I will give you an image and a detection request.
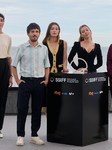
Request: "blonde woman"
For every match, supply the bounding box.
[68,25,102,72]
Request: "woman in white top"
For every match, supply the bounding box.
[0,13,13,138]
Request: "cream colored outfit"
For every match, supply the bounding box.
[0,33,11,58]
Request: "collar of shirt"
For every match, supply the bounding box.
[25,41,42,48]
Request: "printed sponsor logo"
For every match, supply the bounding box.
[69,92,74,95]
[85,78,97,83]
[67,78,79,83]
[99,91,103,94]
[54,91,68,96]
[89,92,94,96]
[62,92,67,95]
[85,78,89,83]
[98,77,106,82]
[50,77,54,82]
[54,78,79,83]
[54,91,74,96]
[55,78,66,82]
[54,91,61,96]
[89,91,103,96]
[85,77,106,83]
[94,92,98,95]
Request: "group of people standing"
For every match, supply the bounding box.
[0,12,111,147]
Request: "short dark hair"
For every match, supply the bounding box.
[27,23,41,34]
[0,13,5,21]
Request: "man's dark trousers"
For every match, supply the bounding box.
[17,76,45,137]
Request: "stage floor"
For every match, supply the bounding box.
[0,113,112,150]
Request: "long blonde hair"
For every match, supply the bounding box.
[78,24,92,42]
[42,22,60,43]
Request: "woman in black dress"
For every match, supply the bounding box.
[68,24,102,73]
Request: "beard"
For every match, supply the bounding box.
[30,36,38,42]
[31,39,37,42]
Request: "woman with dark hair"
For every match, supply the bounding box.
[68,25,102,73]
[0,13,13,138]
[43,22,68,73]
[42,22,68,115]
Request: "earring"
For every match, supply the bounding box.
[81,37,84,41]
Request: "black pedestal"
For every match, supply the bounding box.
[47,72,108,146]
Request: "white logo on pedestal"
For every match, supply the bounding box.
[50,77,54,82]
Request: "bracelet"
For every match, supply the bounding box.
[10,75,13,77]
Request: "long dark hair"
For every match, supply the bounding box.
[42,22,60,43]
